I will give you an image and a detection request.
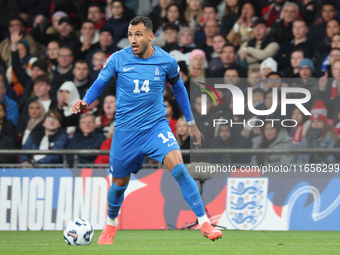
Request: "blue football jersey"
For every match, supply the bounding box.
[97,46,179,131]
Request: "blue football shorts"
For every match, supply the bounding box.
[109,118,181,178]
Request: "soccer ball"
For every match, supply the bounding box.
[63,219,94,245]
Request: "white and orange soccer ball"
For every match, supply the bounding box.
[63,219,94,245]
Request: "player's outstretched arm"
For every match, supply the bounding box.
[71,99,88,114]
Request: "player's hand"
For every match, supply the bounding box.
[188,123,201,149]
[72,99,88,114]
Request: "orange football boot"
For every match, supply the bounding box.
[201,222,223,241]
[97,224,117,244]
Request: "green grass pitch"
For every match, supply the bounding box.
[0,230,339,255]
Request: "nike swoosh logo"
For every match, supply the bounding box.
[123,67,135,71]
[193,200,201,205]
[168,142,176,147]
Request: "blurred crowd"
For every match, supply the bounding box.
[0,0,340,167]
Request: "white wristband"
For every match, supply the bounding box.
[188,120,196,125]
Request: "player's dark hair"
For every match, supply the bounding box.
[89,2,105,13]
[223,43,236,53]
[43,110,62,123]
[33,75,50,85]
[130,16,153,32]
[163,23,180,32]
[203,4,218,14]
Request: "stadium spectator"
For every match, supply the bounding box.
[194,4,227,44]
[153,4,188,47]
[262,0,287,27]
[85,27,119,68]
[290,59,318,111]
[185,0,203,31]
[270,2,298,45]
[0,17,40,67]
[283,48,305,78]
[262,88,285,121]
[210,44,247,78]
[176,116,190,163]
[73,60,92,98]
[247,69,262,88]
[17,58,49,112]
[18,75,57,135]
[66,113,106,167]
[224,68,244,95]
[104,0,130,45]
[297,100,338,164]
[20,110,68,164]
[46,41,61,71]
[95,95,116,136]
[196,19,220,62]
[162,23,179,53]
[227,0,260,46]
[95,122,115,165]
[90,51,107,81]
[250,121,294,165]
[319,57,340,103]
[0,79,19,127]
[275,19,314,72]
[266,72,287,90]
[8,34,37,97]
[21,100,45,145]
[78,20,99,60]
[259,57,278,90]
[57,81,80,136]
[52,46,74,89]
[148,0,173,33]
[290,107,309,147]
[0,66,18,103]
[296,0,319,26]
[209,123,252,164]
[0,102,16,144]
[308,0,337,43]
[251,88,264,107]
[239,18,279,70]
[188,49,207,80]
[177,26,196,53]
[88,2,106,30]
[32,16,80,55]
[0,128,15,163]
[164,96,180,136]
[221,0,239,33]
[46,11,68,34]
[0,2,19,42]
[207,33,228,74]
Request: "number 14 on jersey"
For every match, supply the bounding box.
[133,79,150,93]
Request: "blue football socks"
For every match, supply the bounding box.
[171,163,205,217]
[107,182,128,219]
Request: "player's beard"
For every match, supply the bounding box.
[133,41,148,56]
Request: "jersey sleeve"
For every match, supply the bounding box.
[98,53,117,82]
[166,55,180,81]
